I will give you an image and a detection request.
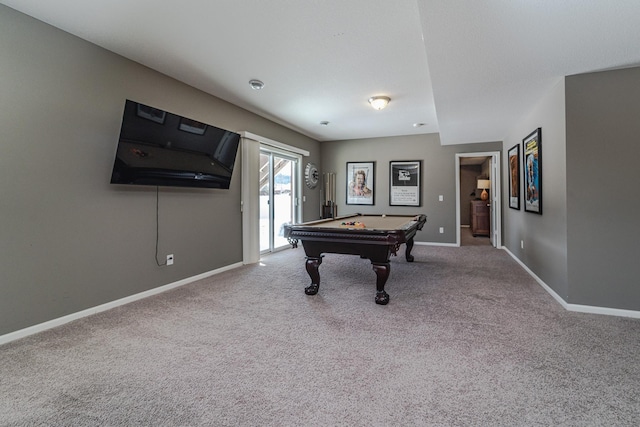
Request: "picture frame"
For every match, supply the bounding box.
[346,161,375,205]
[179,117,207,135]
[136,103,166,124]
[389,160,421,206]
[523,128,542,214]
[507,144,520,210]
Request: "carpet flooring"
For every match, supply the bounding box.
[1,236,639,426]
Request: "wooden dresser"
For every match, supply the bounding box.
[470,200,490,237]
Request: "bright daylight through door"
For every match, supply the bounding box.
[259,151,296,253]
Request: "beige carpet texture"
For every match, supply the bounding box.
[1,237,639,426]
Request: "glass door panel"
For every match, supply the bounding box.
[259,152,270,252]
[259,150,297,254]
[272,156,293,249]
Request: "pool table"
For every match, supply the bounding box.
[283,213,427,305]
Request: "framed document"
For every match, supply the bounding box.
[390,160,421,206]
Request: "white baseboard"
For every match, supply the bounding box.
[502,248,640,319]
[0,262,244,346]
[415,241,459,248]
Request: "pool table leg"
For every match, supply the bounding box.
[304,256,322,295]
[405,237,415,262]
[372,262,390,305]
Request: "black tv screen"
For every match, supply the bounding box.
[110,100,241,189]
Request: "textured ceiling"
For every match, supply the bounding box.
[2,0,640,144]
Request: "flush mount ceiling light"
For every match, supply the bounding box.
[368,96,390,110]
[249,79,264,90]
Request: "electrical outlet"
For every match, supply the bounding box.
[439,227,444,234]
[167,254,174,265]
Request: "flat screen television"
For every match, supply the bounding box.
[110,100,241,189]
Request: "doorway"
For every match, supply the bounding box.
[240,132,308,264]
[455,152,502,248]
[259,149,299,254]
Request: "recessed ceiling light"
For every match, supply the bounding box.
[249,79,264,90]
[413,122,426,128]
[320,121,329,126]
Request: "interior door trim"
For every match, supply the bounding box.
[455,151,502,248]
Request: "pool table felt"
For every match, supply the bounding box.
[305,215,422,231]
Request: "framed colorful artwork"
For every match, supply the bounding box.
[523,128,542,214]
[508,144,520,210]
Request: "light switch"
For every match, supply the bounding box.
[439,195,444,201]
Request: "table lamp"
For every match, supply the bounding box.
[477,179,491,201]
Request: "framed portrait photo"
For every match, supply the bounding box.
[390,160,421,206]
[523,128,542,214]
[346,161,375,205]
[508,144,520,210]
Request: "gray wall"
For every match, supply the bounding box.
[0,6,320,335]
[321,134,502,243]
[502,79,569,299]
[565,67,640,310]
[502,68,640,312]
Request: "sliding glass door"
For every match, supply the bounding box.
[259,149,298,253]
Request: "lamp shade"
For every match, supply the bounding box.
[477,179,490,201]
[477,179,491,189]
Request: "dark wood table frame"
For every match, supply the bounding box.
[284,214,427,305]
